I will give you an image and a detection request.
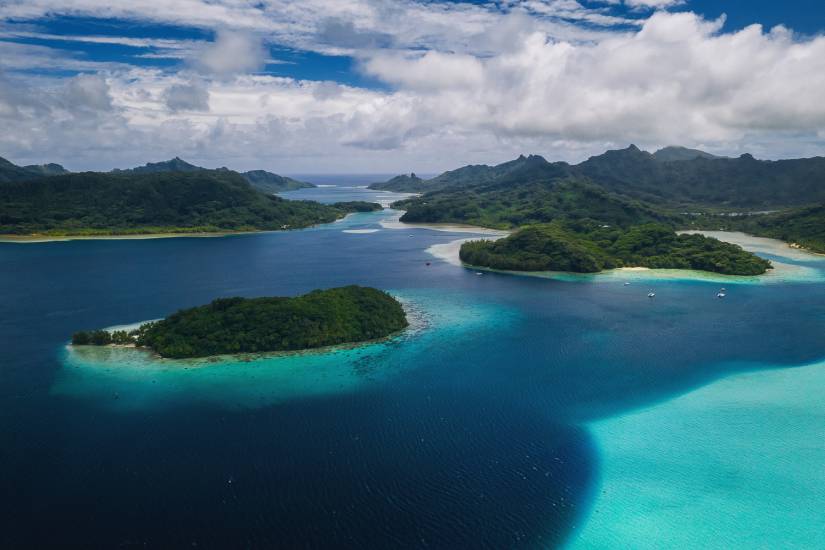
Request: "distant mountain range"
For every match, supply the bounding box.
[0,156,69,183]
[0,155,313,194]
[3,147,823,252]
[112,157,315,193]
[385,145,825,252]
[372,145,825,209]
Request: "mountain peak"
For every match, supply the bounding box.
[115,157,203,173]
[653,146,720,162]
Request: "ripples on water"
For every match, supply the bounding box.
[1,186,825,547]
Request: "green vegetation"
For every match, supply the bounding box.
[0,170,373,235]
[387,146,823,266]
[368,173,425,192]
[396,179,678,229]
[731,205,825,254]
[460,221,772,275]
[576,145,825,208]
[240,170,314,193]
[112,157,315,193]
[72,329,133,346]
[371,155,568,194]
[652,146,722,162]
[72,286,408,359]
[331,201,383,212]
[113,157,202,174]
[378,146,825,209]
[0,156,69,183]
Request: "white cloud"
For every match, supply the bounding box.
[2,7,825,172]
[194,30,267,76]
[163,80,210,112]
[624,0,685,9]
[0,1,632,58]
[62,74,113,112]
[363,51,485,91]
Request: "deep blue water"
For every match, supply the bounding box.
[2,187,825,548]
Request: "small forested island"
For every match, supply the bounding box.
[72,286,408,359]
[460,222,772,275]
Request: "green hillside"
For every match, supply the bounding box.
[0,170,373,235]
[0,156,69,183]
[113,157,315,193]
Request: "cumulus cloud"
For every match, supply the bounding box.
[363,51,485,91]
[163,80,211,112]
[2,6,825,172]
[194,30,267,76]
[358,12,825,148]
[62,74,113,112]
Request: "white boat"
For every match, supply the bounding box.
[475,272,483,276]
[624,282,631,286]
[647,292,656,298]
[717,292,726,298]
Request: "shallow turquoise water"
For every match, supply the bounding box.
[56,290,519,410]
[2,186,825,547]
[571,360,825,549]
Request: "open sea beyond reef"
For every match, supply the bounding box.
[2,183,825,548]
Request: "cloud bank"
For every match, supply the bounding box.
[1,2,824,172]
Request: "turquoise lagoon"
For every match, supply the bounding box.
[2,184,825,547]
[55,291,519,410]
[571,360,825,549]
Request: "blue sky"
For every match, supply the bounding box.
[5,2,823,86]
[0,0,824,173]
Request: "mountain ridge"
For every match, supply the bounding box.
[112,157,315,193]
[374,145,825,209]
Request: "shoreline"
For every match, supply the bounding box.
[429,230,824,283]
[678,230,825,261]
[379,210,510,236]
[0,212,367,244]
[68,296,426,366]
[0,231,249,243]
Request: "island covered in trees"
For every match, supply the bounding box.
[460,222,772,275]
[72,286,408,359]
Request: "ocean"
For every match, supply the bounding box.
[2,183,824,548]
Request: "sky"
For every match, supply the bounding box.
[1,0,824,174]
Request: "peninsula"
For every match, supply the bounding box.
[72,286,409,359]
[0,169,379,236]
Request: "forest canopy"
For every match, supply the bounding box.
[0,170,378,235]
[459,221,772,275]
[72,286,408,359]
